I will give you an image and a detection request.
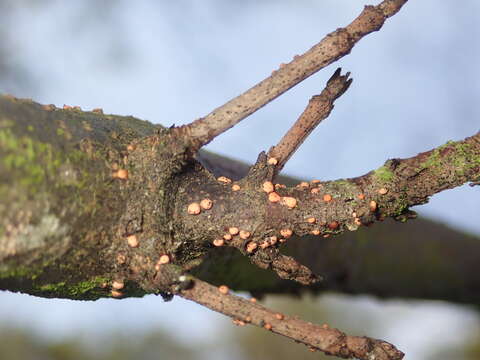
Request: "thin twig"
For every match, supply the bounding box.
[268,68,352,175]
[178,277,404,360]
[174,0,408,151]
[251,247,320,285]
[222,226,320,285]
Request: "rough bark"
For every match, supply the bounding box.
[1,95,479,304]
[0,96,161,298]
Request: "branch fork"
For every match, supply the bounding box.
[164,1,412,357]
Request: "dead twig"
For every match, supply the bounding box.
[178,277,404,360]
[268,68,352,176]
[174,0,408,152]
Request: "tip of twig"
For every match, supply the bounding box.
[328,67,342,82]
[327,68,353,100]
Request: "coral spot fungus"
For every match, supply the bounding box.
[200,199,213,210]
[127,235,139,248]
[246,242,258,253]
[281,197,297,209]
[187,202,201,215]
[213,239,224,247]
[159,254,170,264]
[239,230,251,239]
[229,227,239,235]
[268,157,278,165]
[217,176,232,184]
[113,169,128,180]
[268,192,281,203]
[262,181,274,193]
[218,285,229,294]
[280,229,293,238]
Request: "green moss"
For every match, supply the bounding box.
[68,277,107,298]
[0,128,102,200]
[451,142,480,171]
[333,179,357,192]
[326,179,360,200]
[40,282,66,292]
[395,197,409,215]
[0,128,61,189]
[374,165,395,182]
[37,277,109,300]
[0,265,42,280]
[418,142,451,170]
[418,140,480,176]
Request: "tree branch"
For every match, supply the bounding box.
[2,95,478,306]
[178,133,479,283]
[191,218,480,303]
[268,68,352,176]
[173,0,408,151]
[193,150,480,302]
[1,96,478,360]
[175,276,404,360]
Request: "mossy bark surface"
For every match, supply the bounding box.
[0,96,160,299]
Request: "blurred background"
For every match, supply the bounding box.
[0,0,479,359]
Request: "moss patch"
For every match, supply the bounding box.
[0,128,62,190]
[37,277,109,300]
[0,265,42,281]
[374,165,395,182]
[418,140,480,176]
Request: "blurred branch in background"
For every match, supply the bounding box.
[2,294,480,360]
[0,327,199,360]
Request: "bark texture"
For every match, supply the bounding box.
[0,96,162,298]
[1,95,479,304]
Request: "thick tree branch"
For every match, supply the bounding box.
[192,218,480,304]
[193,150,480,302]
[1,95,479,307]
[174,276,404,360]
[173,0,408,150]
[0,96,478,360]
[177,134,479,284]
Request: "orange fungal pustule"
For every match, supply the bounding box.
[281,196,297,209]
[200,198,213,210]
[268,192,281,203]
[187,202,201,215]
[218,285,229,294]
[127,234,139,248]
